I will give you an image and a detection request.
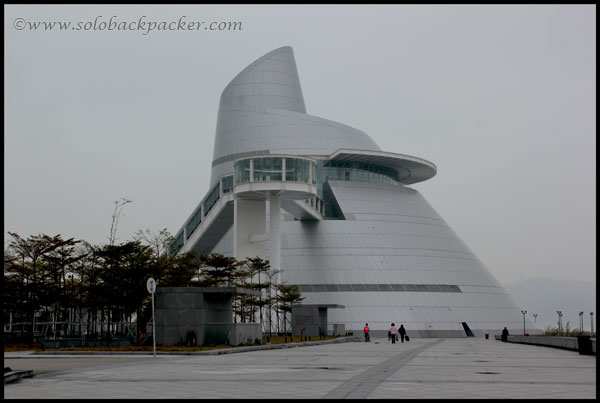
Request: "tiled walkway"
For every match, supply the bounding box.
[4,338,596,399]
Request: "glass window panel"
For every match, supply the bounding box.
[285,158,296,181]
[379,283,393,291]
[253,157,282,182]
[391,284,405,291]
[404,284,417,292]
[203,183,220,216]
[428,285,441,293]
[235,159,250,184]
[169,232,184,257]
[185,206,202,239]
[285,158,310,183]
[351,284,366,292]
[221,175,233,193]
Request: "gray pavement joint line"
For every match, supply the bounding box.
[321,339,444,399]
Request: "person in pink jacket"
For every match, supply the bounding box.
[389,323,398,344]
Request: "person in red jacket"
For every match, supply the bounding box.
[364,323,370,342]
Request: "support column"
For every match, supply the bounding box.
[269,194,282,335]
[269,194,281,274]
[234,197,267,261]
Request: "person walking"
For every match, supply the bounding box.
[398,324,407,343]
[364,323,370,342]
[389,323,398,344]
[501,326,509,342]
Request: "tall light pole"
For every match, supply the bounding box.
[557,311,563,335]
[521,310,527,335]
[533,313,537,323]
[591,312,594,335]
[579,312,584,332]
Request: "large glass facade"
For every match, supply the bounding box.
[253,157,282,182]
[318,160,399,186]
[233,156,315,185]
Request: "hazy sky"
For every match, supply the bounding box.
[4,4,596,298]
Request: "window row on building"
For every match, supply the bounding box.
[296,284,462,293]
[234,156,318,185]
[319,160,399,185]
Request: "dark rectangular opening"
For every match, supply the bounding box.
[462,322,475,337]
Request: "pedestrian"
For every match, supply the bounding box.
[398,324,407,343]
[364,323,370,342]
[389,323,398,344]
[501,326,509,342]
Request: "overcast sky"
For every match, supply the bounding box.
[4,4,596,309]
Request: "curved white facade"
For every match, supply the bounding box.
[176,46,536,337]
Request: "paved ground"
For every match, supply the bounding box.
[4,338,596,399]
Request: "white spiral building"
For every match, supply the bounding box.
[172,46,535,337]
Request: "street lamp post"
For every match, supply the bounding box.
[68,274,73,336]
[521,310,527,335]
[579,312,584,332]
[557,311,563,335]
[591,312,594,335]
[533,313,537,323]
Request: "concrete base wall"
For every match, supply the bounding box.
[154,287,260,347]
[231,323,262,346]
[204,323,262,346]
[292,306,327,337]
[333,324,345,336]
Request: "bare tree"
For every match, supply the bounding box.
[133,228,172,261]
[109,198,133,246]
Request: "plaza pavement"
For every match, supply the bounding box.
[4,337,596,399]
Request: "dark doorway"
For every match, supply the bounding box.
[462,322,475,337]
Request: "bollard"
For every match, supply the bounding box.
[577,335,593,355]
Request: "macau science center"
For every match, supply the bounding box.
[170,46,534,338]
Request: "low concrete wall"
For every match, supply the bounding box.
[230,323,262,346]
[333,324,345,336]
[494,335,596,354]
[360,328,542,339]
[41,337,132,349]
[367,329,468,338]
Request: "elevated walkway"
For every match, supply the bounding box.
[175,155,323,257]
